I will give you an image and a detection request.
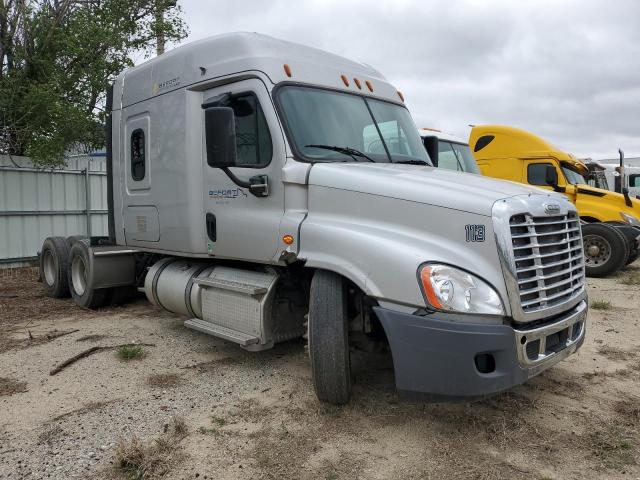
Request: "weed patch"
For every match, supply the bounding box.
[588,425,636,470]
[114,416,187,479]
[591,300,612,310]
[117,344,146,361]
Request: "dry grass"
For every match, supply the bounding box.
[146,373,182,389]
[591,300,613,310]
[114,416,187,479]
[197,415,227,436]
[587,425,636,470]
[614,397,640,427]
[620,272,640,286]
[597,345,637,362]
[37,425,64,445]
[0,377,27,396]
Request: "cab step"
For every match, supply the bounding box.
[184,318,259,346]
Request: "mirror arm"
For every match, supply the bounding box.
[221,168,269,198]
[222,167,250,188]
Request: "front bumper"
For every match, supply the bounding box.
[374,300,587,401]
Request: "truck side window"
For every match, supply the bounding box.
[437,142,462,171]
[630,174,640,188]
[230,93,272,167]
[528,163,554,186]
[131,128,145,181]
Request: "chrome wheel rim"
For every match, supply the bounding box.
[71,255,87,296]
[43,250,56,286]
[583,235,612,266]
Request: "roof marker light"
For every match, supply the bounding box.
[397,91,405,102]
[354,78,362,89]
[341,75,349,87]
[365,80,374,92]
[283,64,292,77]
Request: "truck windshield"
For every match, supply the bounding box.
[275,85,431,164]
[561,166,587,185]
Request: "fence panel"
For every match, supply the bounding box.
[0,154,108,267]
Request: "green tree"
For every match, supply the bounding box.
[0,0,187,166]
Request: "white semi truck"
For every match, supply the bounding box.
[39,33,587,404]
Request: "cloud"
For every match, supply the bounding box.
[176,0,640,158]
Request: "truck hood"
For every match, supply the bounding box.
[308,163,558,216]
[577,184,640,209]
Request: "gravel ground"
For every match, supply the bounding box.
[1,265,640,480]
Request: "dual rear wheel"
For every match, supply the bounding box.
[39,236,133,309]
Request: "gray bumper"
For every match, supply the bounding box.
[374,300,587,401]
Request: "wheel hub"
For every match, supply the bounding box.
[43,250,56,286]
[71,255,87,296]
[583,234,612,266]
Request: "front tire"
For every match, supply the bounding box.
[68,240,111,309]
[582,223,628,277]
[308,270,352,405]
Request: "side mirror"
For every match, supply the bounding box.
[545,165,558,187]
[204,107,237,168]
[422,136,438,166]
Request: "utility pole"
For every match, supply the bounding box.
[155,0,176,56]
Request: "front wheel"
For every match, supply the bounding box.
[582,223,628,277]
[308,270,352,405]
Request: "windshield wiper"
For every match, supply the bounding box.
[393,159,429,165]
[305,144,376,162]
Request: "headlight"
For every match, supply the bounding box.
[620,212,640,227]
[419,264,505,315]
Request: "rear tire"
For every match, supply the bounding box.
[39,237,71,298]
[68,240,111,309]
[66,235,87,249]
[582,223,628,277]
[308,270,352,405]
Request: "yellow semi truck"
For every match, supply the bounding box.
[467,125,640,277]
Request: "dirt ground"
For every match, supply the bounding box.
[1,264,640,480]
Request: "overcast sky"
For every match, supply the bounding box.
[175,0,640,159]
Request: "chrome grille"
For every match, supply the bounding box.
[509,211,584,312]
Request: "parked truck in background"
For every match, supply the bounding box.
[38,33,587,405]
[468,126,640,276]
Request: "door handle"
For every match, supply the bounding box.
[206,213,216,241]
[249,175,269,197]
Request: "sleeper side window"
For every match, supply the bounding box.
[230,93,272,168]
[527,163,554,186]
[131,129,145,181]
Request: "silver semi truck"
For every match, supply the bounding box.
[38,33,588,404]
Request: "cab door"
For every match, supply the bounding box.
[524,159,576,201]
[201,78,285,262]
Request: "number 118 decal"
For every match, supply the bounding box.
[465,224,486,242]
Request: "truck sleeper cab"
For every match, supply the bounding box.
[39,33,587,404]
